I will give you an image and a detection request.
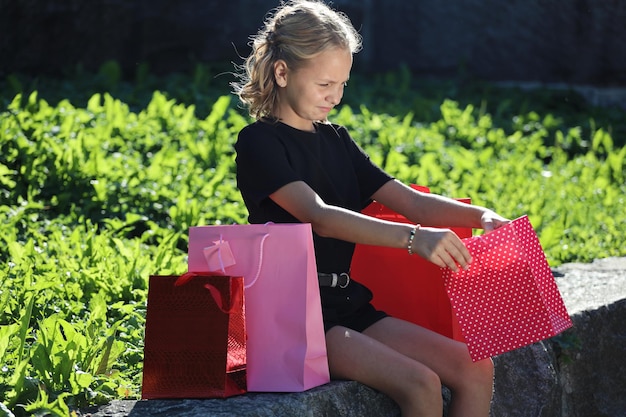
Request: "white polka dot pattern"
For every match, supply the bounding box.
[442,215,573,362]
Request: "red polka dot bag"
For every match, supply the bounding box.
[442,215,573,361]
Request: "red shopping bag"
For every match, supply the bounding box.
[350,185,469,340]
[141,274,246,399]
[442,215,573,361]
[188,223,330,392]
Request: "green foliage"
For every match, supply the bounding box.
[0,83,247,415]
[1,63,625,415]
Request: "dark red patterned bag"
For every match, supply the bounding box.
[141,273,246,398]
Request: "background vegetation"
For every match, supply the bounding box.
[1,62,625,416]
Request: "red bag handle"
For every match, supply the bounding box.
[174,272,243,314]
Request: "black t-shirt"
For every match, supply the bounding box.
[235,119,393,273]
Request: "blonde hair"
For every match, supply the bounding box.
[232,0,362,120]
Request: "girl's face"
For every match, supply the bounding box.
[273,47,352,132]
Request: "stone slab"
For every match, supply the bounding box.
[80,381,400,417]
[553,256,626,314]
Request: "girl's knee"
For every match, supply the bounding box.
[473,357,494,383]
[393,364,443,414]
[404,364,442,400]
[451,356,494,392]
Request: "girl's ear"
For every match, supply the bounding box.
[274,60,288,88]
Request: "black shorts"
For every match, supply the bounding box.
[319,279,388,333]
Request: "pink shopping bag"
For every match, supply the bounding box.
[188,223,330,392]
[442,215,573,362]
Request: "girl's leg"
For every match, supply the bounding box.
[325,325,443,417]
[362,317,494,417]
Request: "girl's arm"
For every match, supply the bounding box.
[371,179,509,232]
[269,179,485,271]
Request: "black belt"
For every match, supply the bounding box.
[318,272,350,288]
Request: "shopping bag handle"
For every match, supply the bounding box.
[205,280,243,314]
[174,272,243,314]
[182,224,271,289]
[244,232,270,289]
[215,233,228,274]
[175,271,201,286]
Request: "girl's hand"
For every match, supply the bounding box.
[413,210,510,271]
[413,227,472,272]
[480,210,511,232]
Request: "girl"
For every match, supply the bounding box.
[232,1,509,416]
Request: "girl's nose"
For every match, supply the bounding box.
[329,87,343,105]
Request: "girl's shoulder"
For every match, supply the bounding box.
[236,120,285,148]
[239,118,277,135]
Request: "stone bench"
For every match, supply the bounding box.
[82,381,401,417]
[83,257,626,417]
